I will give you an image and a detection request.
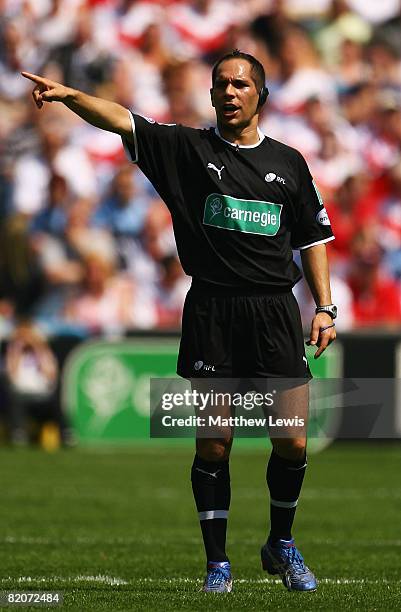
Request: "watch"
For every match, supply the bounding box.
[315,304,337,319]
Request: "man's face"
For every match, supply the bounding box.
[211,58,260,129]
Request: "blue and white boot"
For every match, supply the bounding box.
[203,561,233,593]
[261,538,317,591]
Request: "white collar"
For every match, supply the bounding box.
[214,126,265,148]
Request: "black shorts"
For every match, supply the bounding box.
[177,280,311,380]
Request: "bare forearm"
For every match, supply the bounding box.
[64,89,131,138]
[300,244,332,306]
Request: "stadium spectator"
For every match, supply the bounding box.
[273,24,338,112]
[118,0,165,51]
[30,173,71,236]
[35,0,79,54]
[363,90,401,174]
[64,251,135,334]
[347,227,401,326]
[346,0,400,25]
[93,164,150,243]
[122,198,176,286]
[0,18,44,101]
[0,217,74,445]
[0,213,45,321]
[283,0,332,20]
[167,0,241,59]
[315,1,372,72]
[3,321,74,446]
[325,173,371,263]
[378,160,401,279]
[28,197,118,333]
[63,5,116,93]
[12,115,97,215]
[114,22,172,122]
[155,255,191,328]
[163,60,206,125]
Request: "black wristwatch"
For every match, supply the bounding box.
[315,304,337,319]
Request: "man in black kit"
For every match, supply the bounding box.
[23,49,337,594]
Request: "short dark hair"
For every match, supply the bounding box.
[211,49,266,92]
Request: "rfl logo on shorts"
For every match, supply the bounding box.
[194,360,215,372]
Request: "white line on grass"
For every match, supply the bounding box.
[3,536,401,548]
[76,575,128,585]
[129,578,401,585]
[1,577,399,586]
[1,576,128,586]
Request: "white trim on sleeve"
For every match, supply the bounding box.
[296,236,335,250]
[122,110,138,163]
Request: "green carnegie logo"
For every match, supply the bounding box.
[203,194,282,236]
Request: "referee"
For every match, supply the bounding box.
[22,49,337,594]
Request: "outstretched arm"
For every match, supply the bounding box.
[21,72,132,143]
[300,243,336,358]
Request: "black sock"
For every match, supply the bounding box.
[266,450,307,544]
[191,454,230,562]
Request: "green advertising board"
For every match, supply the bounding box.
[62,337,342,447]
[63,339,179,443]
[306,342,343,452]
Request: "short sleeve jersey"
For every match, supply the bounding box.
[122,112,334,291]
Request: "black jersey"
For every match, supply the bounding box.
[122,112,334,291]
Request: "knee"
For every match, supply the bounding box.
[196,438,232,462]
[272,438,307,462]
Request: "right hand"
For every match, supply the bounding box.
[21,71,70,109]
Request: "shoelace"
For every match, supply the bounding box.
[284,545,307,573]
[207,567,230,587]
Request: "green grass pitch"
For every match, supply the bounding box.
[0,442,400,610]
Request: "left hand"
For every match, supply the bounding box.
[306,313,336,359]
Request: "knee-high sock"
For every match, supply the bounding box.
[191,454,230,562]
[266,450,307,543]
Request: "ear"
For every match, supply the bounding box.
[210,87,215,107]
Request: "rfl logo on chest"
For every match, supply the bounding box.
[265,172,286,185]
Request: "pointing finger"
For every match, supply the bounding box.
[21,71,47,85]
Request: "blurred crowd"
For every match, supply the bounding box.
[1,0,401,340]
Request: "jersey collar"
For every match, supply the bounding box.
[214,126,265,148]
